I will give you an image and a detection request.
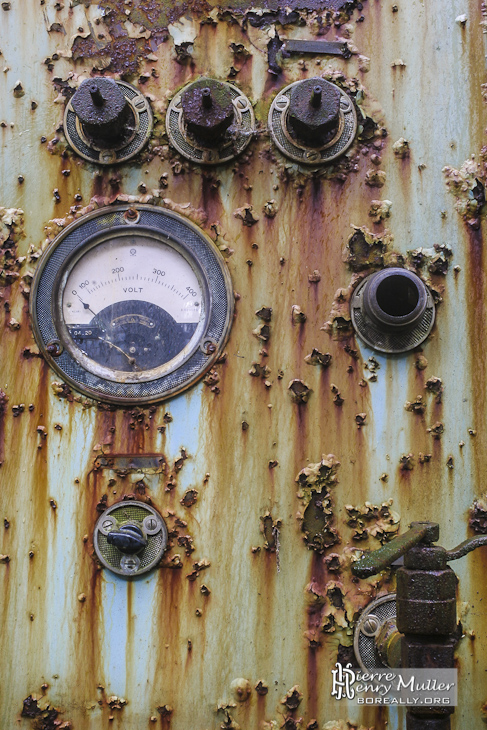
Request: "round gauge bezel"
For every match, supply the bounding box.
[30,205,234,404]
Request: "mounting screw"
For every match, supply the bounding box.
[46,340,63,357]
[201,339,217,355]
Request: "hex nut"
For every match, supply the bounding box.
[288,78,341,145]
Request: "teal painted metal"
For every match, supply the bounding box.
[0,0,486,728]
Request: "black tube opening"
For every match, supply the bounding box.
[375,275,419,318]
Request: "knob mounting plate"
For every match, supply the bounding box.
[64,80,153,165]
[94,500,167,577]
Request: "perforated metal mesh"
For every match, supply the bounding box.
[352,307,435,353]
[32,206,233,403]
[355,596,397,670]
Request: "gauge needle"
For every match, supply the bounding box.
[76,294,97,318]
[96,337,141,370]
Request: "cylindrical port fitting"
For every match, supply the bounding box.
[311,85,322,108]
[363,268,428,331]
[89,84,105,107]
[350,267,436,353]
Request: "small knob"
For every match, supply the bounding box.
[107,523,147,555]
[71,78,132,144]
[181,79,235,144]
[288,78,341,146]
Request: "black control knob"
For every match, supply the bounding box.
[181,78,235,144]
[288,77,341,146]
[107,523,147,555]
[71,78,133,145]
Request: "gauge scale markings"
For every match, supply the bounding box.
[63,235,203,373]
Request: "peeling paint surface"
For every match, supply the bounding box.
[0,0,487,728]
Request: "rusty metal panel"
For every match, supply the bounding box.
[0,0,487,728]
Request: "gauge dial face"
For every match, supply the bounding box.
[60,234,205,381]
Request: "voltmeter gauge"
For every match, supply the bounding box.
[30,205,234,404]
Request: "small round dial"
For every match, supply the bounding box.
[62,234,204,381]
[31,205,233,404]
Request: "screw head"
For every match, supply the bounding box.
[361,614,381,637]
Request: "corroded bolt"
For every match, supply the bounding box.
[311,85,322,108]
[46,340,63,357]
[288,78,341,146]
[201,87,212,109]
[89,84,104,107]
[202,340,216,355]
[182,78,234,144]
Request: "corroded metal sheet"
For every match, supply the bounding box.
[0,0,486,728]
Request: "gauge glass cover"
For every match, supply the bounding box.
[61,233,205,382]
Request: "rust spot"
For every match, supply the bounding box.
[425,376,444,403]
[252,323,270,342]
[336,643,360,668]
[255,306,272,321]
[404,396,426,415]
[345,499,400,543]
[355,412,367,428]
[255,680,268,696]
[296,456,340,552]
[291,304,307,324]
[399,453,415,471]
[186,558,210,581]
[304,349,332,368]
[469,495,487,534]
[260,512,281,552]
[233,204,259,226]
[288,379,312,403]
[427,421,444,439]
[180,489,198,507]
[345,225,393,272]
[330,384,344,406]
[20,694,72,729]
[248,362,271,378]
[281,686,303,711]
